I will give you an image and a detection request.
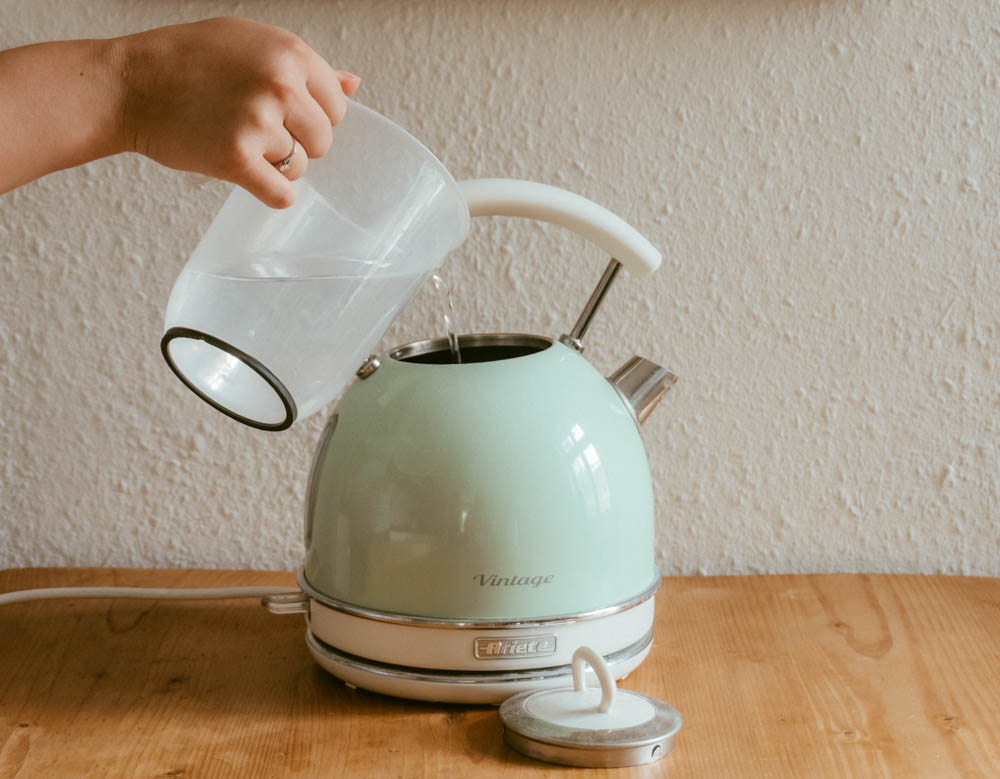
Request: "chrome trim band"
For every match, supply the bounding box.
[389,332,554,362]
[306,629,653,686]
[297,569,661,629]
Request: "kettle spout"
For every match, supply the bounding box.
[608,357,678,424]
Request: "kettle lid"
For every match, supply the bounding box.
[499,646,682,768]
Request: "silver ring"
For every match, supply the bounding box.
[273,138,299,172]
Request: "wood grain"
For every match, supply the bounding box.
[1,569,998,778]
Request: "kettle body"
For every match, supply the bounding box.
[303,334,659,621]
[294,188,673,703]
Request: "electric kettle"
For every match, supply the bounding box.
[287,184,677,704]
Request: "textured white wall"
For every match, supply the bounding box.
[1,0,997,575]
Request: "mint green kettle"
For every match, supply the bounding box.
[298,180,677,703]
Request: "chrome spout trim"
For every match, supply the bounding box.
[608,357,678,425]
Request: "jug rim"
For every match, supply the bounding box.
[161,326,297,431]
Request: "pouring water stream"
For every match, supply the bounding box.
[431,273,462,364]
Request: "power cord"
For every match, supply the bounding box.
[0,585,301,606]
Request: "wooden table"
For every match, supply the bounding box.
[1,569,999,777]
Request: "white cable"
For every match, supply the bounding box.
[0,585,301,606]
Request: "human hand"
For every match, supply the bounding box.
[114,17,359,208]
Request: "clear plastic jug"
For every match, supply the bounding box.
[161,101,470,430]
[162,103,663,431]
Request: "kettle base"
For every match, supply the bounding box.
[305,628,652,705]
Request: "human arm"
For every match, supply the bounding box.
[0,17,359,208]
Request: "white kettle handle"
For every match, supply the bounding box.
[458,178,661,276]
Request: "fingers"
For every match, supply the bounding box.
[283,94,334,158]
[224,125,302,209]
[229,41,359,209]
[263,130,308,180]
[236,155,298,210]
[303,50,353,125]
[338,71,361,97]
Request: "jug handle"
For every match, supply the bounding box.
[457,178,661,276]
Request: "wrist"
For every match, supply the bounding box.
[94,36,130,158]
[51,37,131,163]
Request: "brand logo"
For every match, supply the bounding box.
[474,635,557,659]
[473,573,554,589]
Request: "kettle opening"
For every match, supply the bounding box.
[390,333,553,365]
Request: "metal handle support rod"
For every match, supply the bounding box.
[560,258,623,352]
